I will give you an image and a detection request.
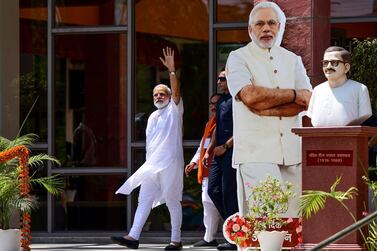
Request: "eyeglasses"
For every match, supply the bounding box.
[252,19,279,29]
[217,76,226,82]
[321,60,345,68]
[153,92,167,98]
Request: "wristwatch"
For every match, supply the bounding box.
[222,143,229,150]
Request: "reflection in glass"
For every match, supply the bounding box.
[331,0,377,18]
[216,29,249,71]
[55,0,127,26]
[331,22,377,50]
[54,33,127,167]
[134,0,209,141]
[54,175,127,231]
[217,0,252,23]
[19,0,48,141]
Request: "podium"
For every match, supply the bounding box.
[292,126,377,250]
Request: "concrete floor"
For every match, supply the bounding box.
[30,243,220,250]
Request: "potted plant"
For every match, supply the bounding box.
[0,133,64,251]
[223,176,295,251]
[246,176,295,251]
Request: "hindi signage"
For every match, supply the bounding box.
[306,150,353,166]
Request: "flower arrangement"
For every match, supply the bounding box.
[246,176,295,232]
[223,176,299,248]
[224,213,253,246]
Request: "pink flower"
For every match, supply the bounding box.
[241,225,249,232]
[362,211,369,217]
[232,224,241,232]
[271,195,280,200]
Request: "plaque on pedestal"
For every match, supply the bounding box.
[292,126,377,250]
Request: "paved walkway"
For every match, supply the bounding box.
[31,243,219,250]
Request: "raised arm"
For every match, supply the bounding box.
[160,47,181,104]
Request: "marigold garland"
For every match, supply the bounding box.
[0,145,31,251]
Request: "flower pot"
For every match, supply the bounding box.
[0,229,21,251]
[237,245,254,251]
[64,189,77,202]
[256,230,287,251]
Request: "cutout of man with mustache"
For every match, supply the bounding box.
[307,46,372,126]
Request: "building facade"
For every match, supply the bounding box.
[0,0,376,235]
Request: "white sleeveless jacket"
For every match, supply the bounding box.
[226,42,312,166]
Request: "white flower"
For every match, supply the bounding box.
[232,224,240,232]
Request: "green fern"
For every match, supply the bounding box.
[30,175,65,195]
[29,154,61,168]
[0,133,64,229]
[299,177,358,219]
[366,220,377,250]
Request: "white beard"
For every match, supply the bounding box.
[251,31,275,49]
[154,99,170,109]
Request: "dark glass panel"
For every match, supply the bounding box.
[55,0,127,26]
[331,0,377,18]
[216,29,249,72]
[19,0,48,141]
[54,33,127,167]
[54,175,127,231]
[331,23,377,50]
[134,0,209,141]
[217,0,252,23]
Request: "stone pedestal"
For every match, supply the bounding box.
[292,126,377,250]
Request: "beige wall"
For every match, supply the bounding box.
[0,0,19,139]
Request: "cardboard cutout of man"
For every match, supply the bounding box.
[307,46,372,126]
[225,1,312,217]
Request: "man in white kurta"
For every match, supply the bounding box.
[307,46,372,127]
[112,47,184,251]
[225,2,312,217]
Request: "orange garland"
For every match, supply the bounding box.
[0,145,31,251]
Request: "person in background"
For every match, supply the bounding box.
[225,1,312,220]
[307,46,372,127]
[185,93,221,247]
[203,70,237,251]
[111,47,184,251]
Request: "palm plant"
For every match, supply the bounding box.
[298,176,377,250]
[0,133,64,229]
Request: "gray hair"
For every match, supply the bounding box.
[153,84,172,95]
[248,1,286,47]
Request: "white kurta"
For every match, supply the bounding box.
[307,80,372,126]
[190,137,221,242]
[116,99,184,208]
